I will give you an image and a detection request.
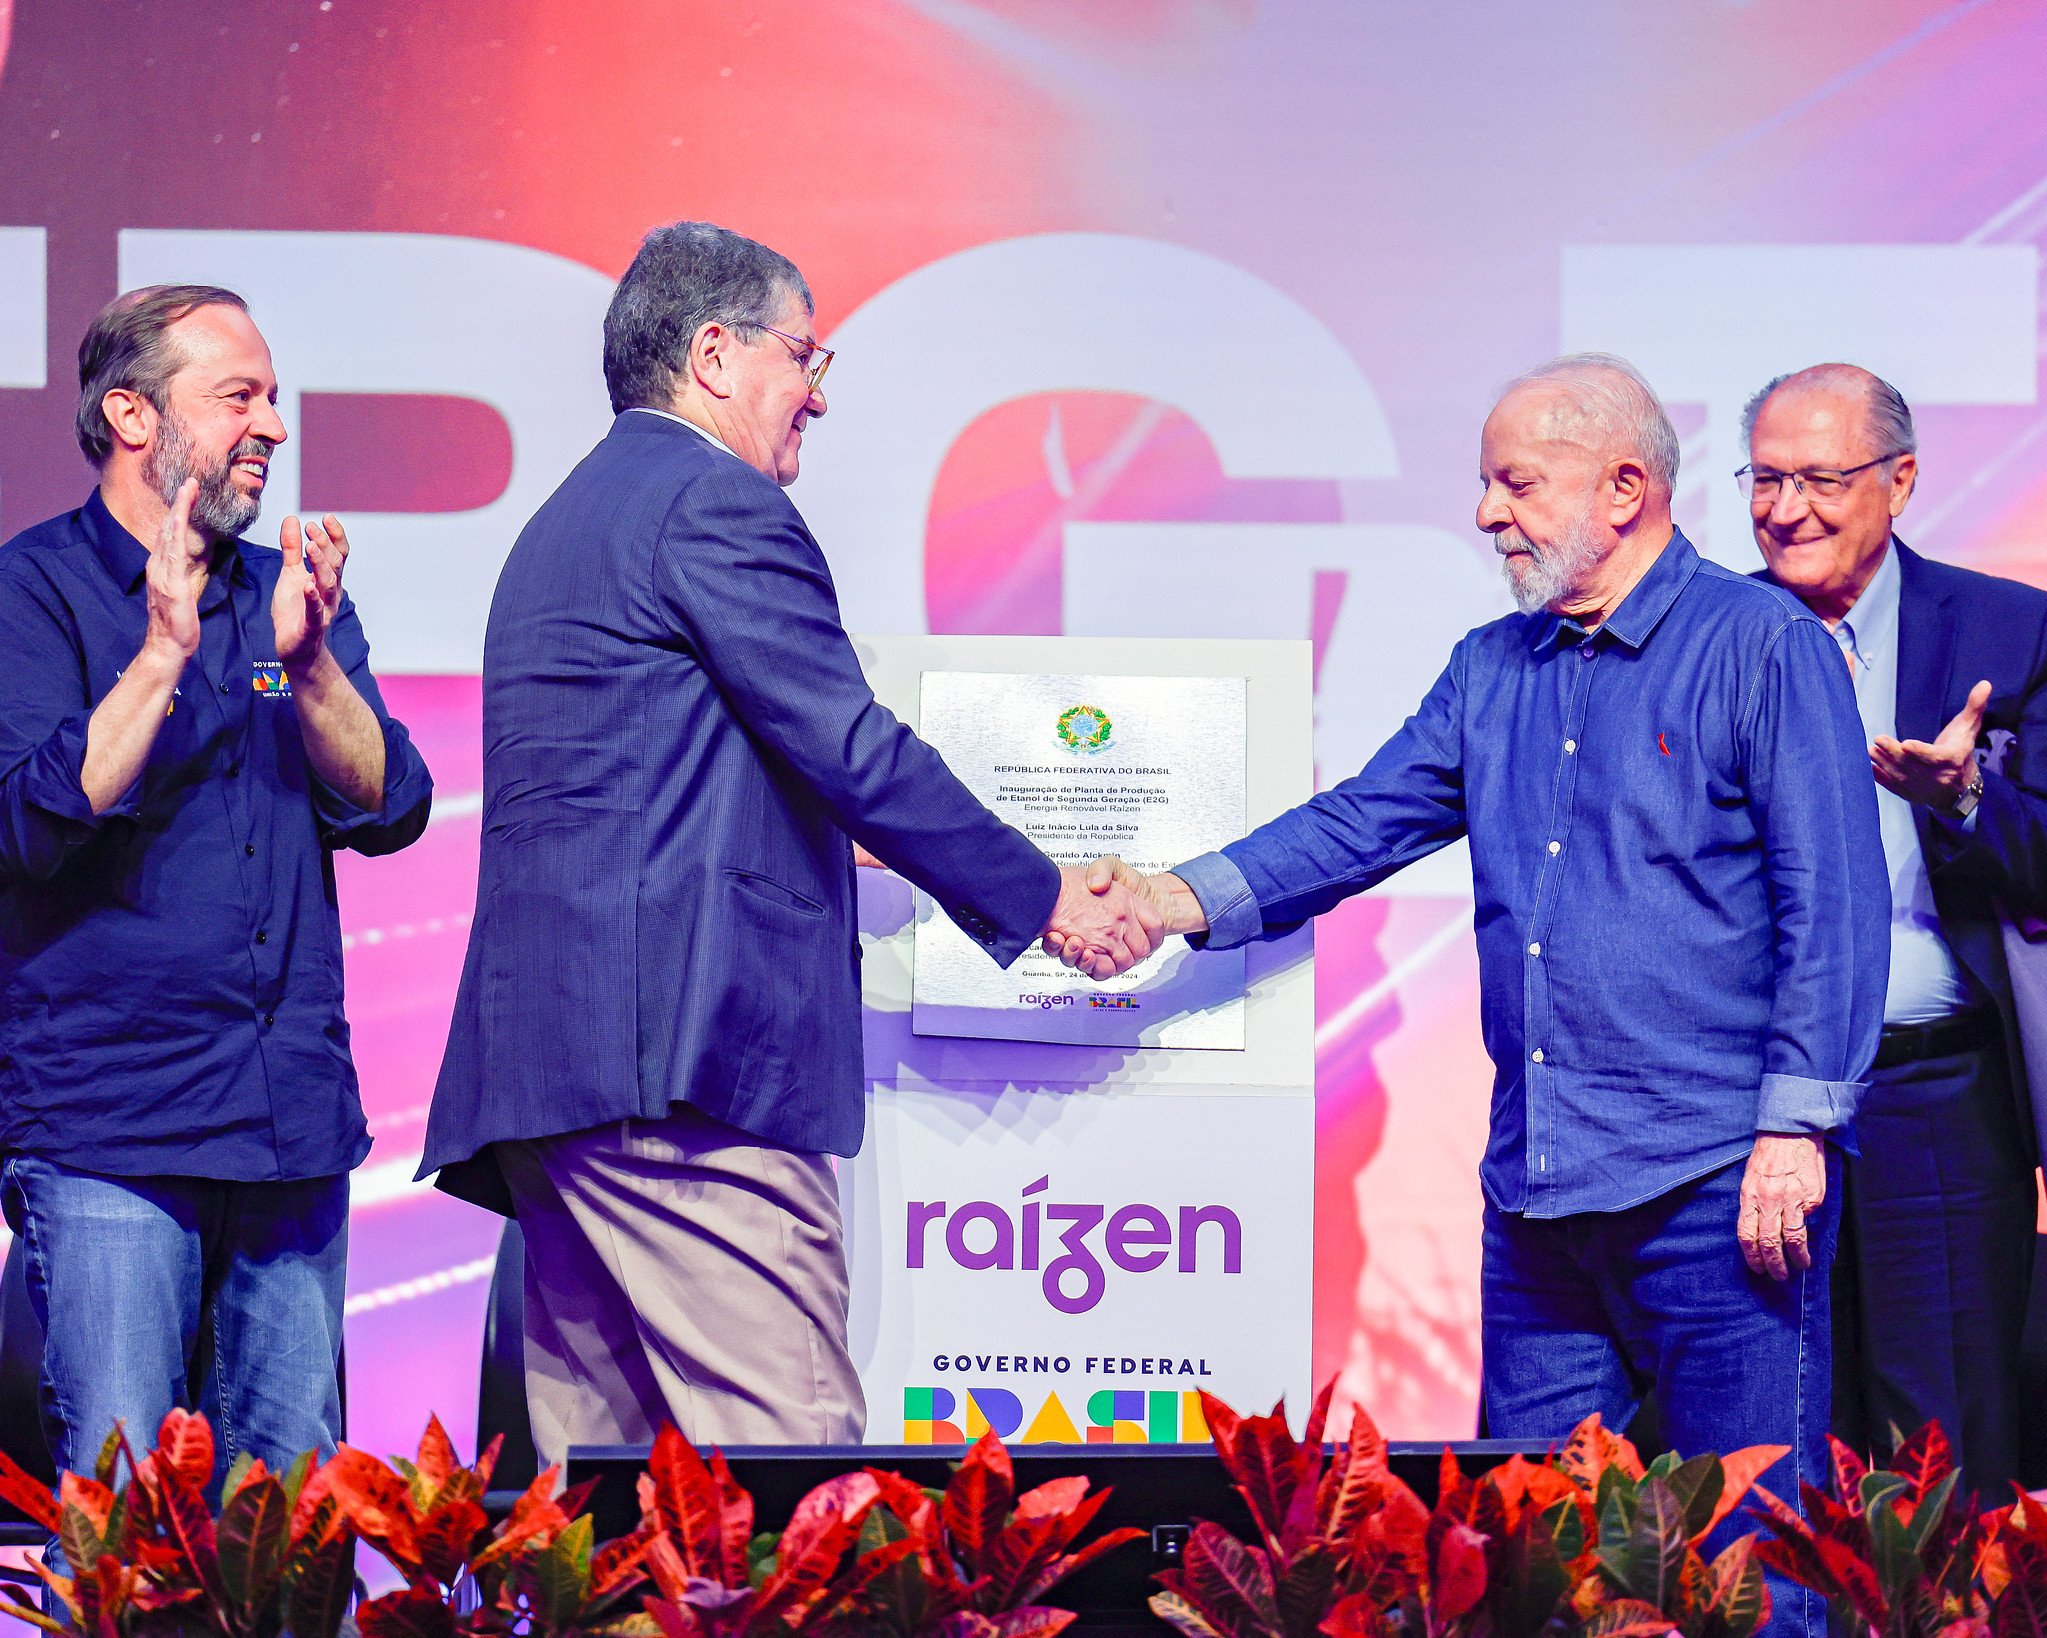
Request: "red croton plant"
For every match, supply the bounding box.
[7,1392,2047,1638]
[0,1409,1136,1638]
[1156,1385,1791,1638]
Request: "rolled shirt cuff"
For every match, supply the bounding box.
[34,712,142,823]
[1173,849,1263,950]
[1756,1070,1862,1136]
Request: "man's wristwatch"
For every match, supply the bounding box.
[1952,765,1985,820]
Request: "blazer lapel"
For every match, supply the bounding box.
[1893,539,1955,745]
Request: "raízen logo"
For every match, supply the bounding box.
[1056,703,1113,755]
[907,1175,1241,1315]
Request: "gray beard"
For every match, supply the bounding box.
[1498,507,1605,614]
[143,411,265,540]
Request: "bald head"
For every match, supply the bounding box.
[1496,353,1680,494]
[1742,363,1916,462]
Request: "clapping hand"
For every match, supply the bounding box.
[1872,678,1990,814]
[142,477,207,665]
[273,513,351,678]
[1040,856,1167,981]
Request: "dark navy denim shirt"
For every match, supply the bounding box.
[0,490,432,1180]
[1179,531,1889,1217]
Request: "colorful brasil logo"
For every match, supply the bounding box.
[903,1385,1209,1445]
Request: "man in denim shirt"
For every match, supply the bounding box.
[0,286,431,1490]
[1065,355,1886,1638]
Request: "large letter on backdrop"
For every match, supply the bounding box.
[0,226,46,521]
[118,230,616,672]
[800,232,1398,634]
[1562,244,2040,570]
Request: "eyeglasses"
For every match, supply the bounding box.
[754,321,834,394]
[1734,453,1906,502]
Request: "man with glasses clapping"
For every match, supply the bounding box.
[1746,363,2047,1494]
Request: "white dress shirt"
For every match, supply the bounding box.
[627,405,741,460]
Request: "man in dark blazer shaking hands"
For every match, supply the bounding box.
[424,222,1161,1459]
[1746,363,2047,1493]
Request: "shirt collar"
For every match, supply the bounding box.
[625,406,741,460]
[1531,529,1700,655]
[1834,537,1899,670]
[82,486,250,604]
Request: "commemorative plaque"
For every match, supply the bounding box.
[911,671,1247,1048]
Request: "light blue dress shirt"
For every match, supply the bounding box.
[1830,544,1975,1027]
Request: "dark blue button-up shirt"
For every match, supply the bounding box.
[0,491,432,1180]
[1178,531,1888,1217]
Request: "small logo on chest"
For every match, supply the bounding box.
[252,661,293,698]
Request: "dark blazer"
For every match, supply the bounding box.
[1883,541,2047,1159]
[424,413,1059,1210]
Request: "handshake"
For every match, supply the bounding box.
[1038,857,1210,981]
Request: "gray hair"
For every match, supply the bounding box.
[1499,352,1680,492]
[1740,363,1917,459]
[602,221,812,415]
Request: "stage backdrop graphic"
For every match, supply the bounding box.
[1,0,2044,1463]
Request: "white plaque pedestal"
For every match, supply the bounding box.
[843,636,1314,1447]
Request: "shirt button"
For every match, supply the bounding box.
[262,1012,275,1027]
[1528,941,1541,956]
[1563,739,1577,754]
[244,843,256,857]
[226,763,241,778]
[220,681,232,694]
[1531,1048,1545,1063]
[255,930,268,945]
[1547,840,1561,855]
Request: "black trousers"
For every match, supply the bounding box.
[1834,1030,2040,1495]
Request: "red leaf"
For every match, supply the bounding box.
[779,1471,879,1572]
[1488,1455,1578,1531]
[1181,1519,1281,1634]
[983,1607,1079,1637]
[0,1449,62,1534]
[324,1447,423,1568]
[1351,1483,1431,1606]
[706,1450,754,1587]
[641,1592,707,1638]
[983,1512,1065,1611]
[588,1526,658,1607]
[413,1496,487,1585]
[640,1428,724,1582]
[946,1430,1017,1581]
[1696,1446,1790,1544]
[414,1417,459,1497]
[1828,1437,1869,1513]
[1319,1590,1393,1638]
[1301,1381,1335,1453]
[1559,1416,1643,1489]
[751,1511,863,1629]
[1016,1527,1145,1606]
[158,1464,230,1615]
[470,1466,567,1571]
[1431,1519,1488,1620]
[1214,1401,1304,1557]
[1016,1477,1089,1521]
[1893,1424,1957,1508]
[356,1583,457,1638]
[155,1409,215,1495]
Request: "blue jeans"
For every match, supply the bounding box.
[1480,1151,1839,1638]
[0,1156,347,1497]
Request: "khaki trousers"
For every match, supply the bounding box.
[494,1105,865,1464]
